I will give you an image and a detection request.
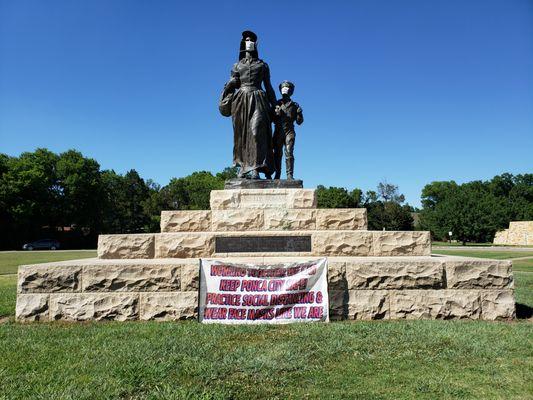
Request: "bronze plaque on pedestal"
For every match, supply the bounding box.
[215,236,311,253]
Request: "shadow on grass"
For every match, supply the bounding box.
[516,303,533,319]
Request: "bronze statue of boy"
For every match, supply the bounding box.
[273,81,303,180]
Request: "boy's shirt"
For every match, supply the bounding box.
[274,99,303,133]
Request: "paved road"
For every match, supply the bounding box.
[0,249,96,253]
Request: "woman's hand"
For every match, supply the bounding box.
[228,76,240,90]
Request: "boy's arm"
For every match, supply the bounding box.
[295,102,304,125]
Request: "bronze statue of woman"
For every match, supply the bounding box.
[220,31,276,179]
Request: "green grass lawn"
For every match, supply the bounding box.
[0,250,96,275]
[0,319,531,399]
[0,251,531,399]
[515,272,533,311]
[432,250,533,261]
[432,249,533,273]
[432,241,533,248]
[513,259,533,272]
[0,275,16,318]
[432,241,495,247]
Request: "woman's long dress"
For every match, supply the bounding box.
[230,58,275,176]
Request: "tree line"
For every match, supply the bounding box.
[0,149,240,249]
[419,174,533,244]
[316,182,415,231]
[0,149,414,249]
[0,149,530,249]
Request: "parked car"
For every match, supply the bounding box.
[22,239,60,251]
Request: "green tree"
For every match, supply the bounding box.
[364,183,413,231]
[316,185,362,208]
[315,182,413,230]
[141,179,164,232]
[56,150,105,236]
[419,178,514,243]
[418,181,459,240]
[0,149,60,248]
[216,166,239,181]
[366,201,414,231]
[377,182,405,203]
[506,174,533,221]
[101,169,151,233]
[160,171,224,211]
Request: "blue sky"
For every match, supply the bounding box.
[1,0,532,206]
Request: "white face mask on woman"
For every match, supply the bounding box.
[245,40,255,51]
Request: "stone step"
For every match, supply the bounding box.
[210,189,317,210]
[16,255,514,322]
[161,208,367,233]
[97,230,432,259]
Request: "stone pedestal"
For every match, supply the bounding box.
[224,179,303,189]
[210,188,316,209]
[16,187,516,322]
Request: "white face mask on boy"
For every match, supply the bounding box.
[245,40,255,51]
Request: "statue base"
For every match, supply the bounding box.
[224,178,303,190]
[16,187,515,322]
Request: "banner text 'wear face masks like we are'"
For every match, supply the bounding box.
[199,258,329,324]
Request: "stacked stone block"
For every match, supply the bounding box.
[326,256,514,320]
[16,188,516,321]
[494,221,533,246]
[97,230,431,259]
[16,259,199,321]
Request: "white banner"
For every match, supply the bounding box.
[199,258,329,324]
